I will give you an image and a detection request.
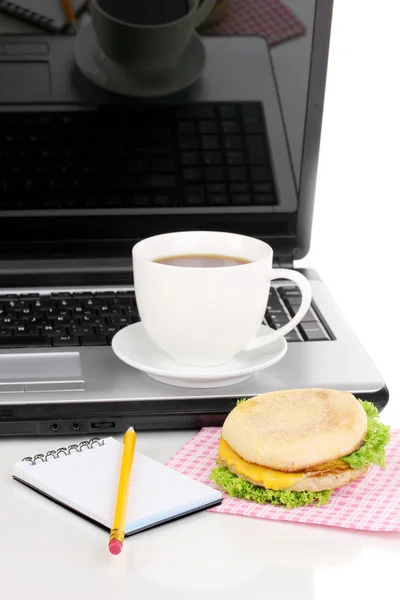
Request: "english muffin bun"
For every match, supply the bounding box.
[221,388,368,472]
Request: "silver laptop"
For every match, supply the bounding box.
[0,0,388,437]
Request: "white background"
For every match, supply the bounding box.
[298,0,400,425]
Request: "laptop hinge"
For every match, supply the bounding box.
[273,252,294,269]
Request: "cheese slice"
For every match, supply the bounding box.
[218,438,349,490]
[218,438,304,490]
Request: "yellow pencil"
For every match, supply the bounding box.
[61,0,77,32]
[108,426,136,555]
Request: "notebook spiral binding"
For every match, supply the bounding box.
[22,437,105,465]
[0,1,53,25]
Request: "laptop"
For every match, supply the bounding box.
[0,0,389,437]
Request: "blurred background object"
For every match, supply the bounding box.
[199,0,306,46]
[200,0,230,28]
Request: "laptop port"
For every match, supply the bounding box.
[91,421,116,430]
[71,422,81,431]
[50,423,60,432]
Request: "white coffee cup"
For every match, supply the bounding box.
[132,231,312,367]
[90,0,216,73]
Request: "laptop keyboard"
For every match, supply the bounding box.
[0,103,277,211]
[0,287,330,349]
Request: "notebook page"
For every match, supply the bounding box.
[12,438,222,534]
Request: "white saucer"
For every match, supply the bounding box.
[74,22,206,98]
[111,322,287,388]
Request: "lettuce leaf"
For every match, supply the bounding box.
[341,400,391,468]
[210,467,333,508]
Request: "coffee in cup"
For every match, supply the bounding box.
[99,0,190,26]
[132,231,312,367]
[90,0,216,73]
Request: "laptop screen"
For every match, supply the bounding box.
[0,0,332,265]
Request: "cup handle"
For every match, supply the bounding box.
[244,269,312,351]
[193,0,217,28]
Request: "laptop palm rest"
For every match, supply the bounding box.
[0,353,84,392]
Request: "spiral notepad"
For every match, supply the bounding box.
[0,0,87,32]
[12,437,222,535]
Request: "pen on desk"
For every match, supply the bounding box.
[109,426,136,555]
[61,0,77,33]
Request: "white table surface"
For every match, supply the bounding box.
[1,1,400,598]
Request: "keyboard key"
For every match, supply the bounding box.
[152,159,175,172]
[269,321,286,330]
[205,167,224,182]
[246,136,269,164]
[266,302,286,315]
[253,182,274,193]
[230,183,249,194]
[133,195,151,207]
[153,194,176,207]
[228,167,247,182]
[226,151,245,166]
[241,104,261,120]
[70,326,94,336]
[223,136,243,150]
[299,322,329,341]
[293,309,316,322]
[201,136,219,150]
[179,136,198,150]
[231,194,251,205]
[51,292,71,298]
[266,298,283,312]
[284,296,303,309]
[183,186,205,206]
[101,325,120,335]
[180,151,199,166]
[104,195,123,208]
[254,193,275,205]
[204,151,222,166]
[0,335,51,348]
[208,194,228,206]
[183,168,202,183]
[80,334,108,346]
[199,121,218,134]
[241,104,264,133]
[16,326,40,335]
[178,105,215,119]
[142,174,175,189]
[222,121,240,134]
[207,183,226,194]
[53,335,80,347]
[178,121,195,134]
[250,166,272,182]
[218,104,237,119]
[279,287,301,297]
[285,330,303,342]
[267,313,290,326]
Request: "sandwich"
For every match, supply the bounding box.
[210,388,391,507]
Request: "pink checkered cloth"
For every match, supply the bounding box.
[205,0,306,46]
[165,427,400,532]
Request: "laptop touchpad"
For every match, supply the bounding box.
[0,352,84,392]
[0,62,50,101]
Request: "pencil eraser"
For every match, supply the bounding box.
[109,539,123,555]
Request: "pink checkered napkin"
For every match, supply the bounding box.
[206,0,306,46]
[165,427,400,532]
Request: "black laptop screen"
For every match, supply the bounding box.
[0,1,332,262]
